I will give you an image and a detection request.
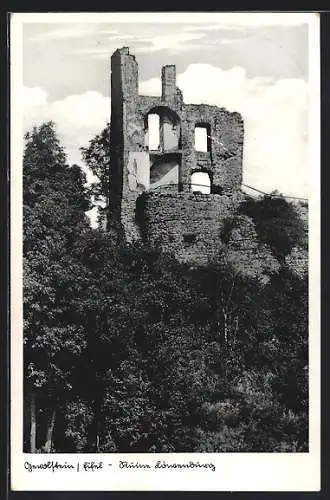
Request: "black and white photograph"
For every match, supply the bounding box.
[10,12,320,491]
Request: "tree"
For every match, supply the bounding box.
[24,122,309,453]
[80,122,110,228]
[70,236,211,452]
[80,122,110,201]
[66,191,308,452]
[23,122,92,452]
[239,194,307,260]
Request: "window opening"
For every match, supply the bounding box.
[191,171,211,194]
[194,126,208,152]
[148,114,160,150]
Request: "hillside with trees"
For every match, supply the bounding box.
[23,121,308,453]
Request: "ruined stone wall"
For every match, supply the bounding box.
[180,105,244,194]
[286,201,308,278]
[109,46,245,255]
[292,201,308,231]
[140,191,243,266]
[109,48,144,240]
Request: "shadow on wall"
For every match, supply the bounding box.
[150,155,180,189]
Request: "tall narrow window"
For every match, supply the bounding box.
[191,172,211,194]
[194,126,208,152]
[148,114,160,150]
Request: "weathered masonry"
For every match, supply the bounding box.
[109,47,245,264]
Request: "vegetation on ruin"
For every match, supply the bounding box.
[23,122,308,453]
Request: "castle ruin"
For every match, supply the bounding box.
[109,47,245,265]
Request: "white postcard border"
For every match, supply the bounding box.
[10,12,321,492]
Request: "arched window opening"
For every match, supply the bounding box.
[147,114,160,150]
[145,106,181,152]
[194,124,211,152]
[191,171,211,194]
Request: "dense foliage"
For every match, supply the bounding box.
[23,122,308,453]
[238,194,307,260]
[80,122,110,228]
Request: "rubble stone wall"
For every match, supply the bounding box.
[109,47,245,259]
[140,191,243,265]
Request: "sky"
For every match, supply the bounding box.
[20,13,315,202]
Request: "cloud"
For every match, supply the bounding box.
[23,87,110,182]
[23,86,48,106]
[139,77,161,96]
[183,24,240,33]
[134,32,207,54]
[68,31,208,58]
[27,24,107,43]
[23,87,111,227]
[70,47,114,56]
[217,38,246,45]
[105,34,145,41]
[68,33,149,59]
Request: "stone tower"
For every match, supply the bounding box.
[109,47,245,265]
